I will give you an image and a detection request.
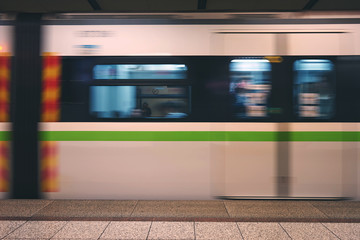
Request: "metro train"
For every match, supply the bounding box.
[0,12,360,200]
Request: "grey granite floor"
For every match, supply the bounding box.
[0,200,359,222]
[0,200,359,239]
[1,220,359,239]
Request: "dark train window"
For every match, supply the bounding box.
[229,59,272,118]
[90,64,189,119]
[294,60,335,119]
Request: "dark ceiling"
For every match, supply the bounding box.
[0,0,359,13]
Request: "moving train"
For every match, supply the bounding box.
[1,12,360,200]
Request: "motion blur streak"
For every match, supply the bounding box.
[41,54,61,192]
[0,54,10,192]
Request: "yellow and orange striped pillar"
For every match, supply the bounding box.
[41,54,61,192]
[0,141,9,192]
[0,54,10,192]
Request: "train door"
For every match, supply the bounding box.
[289,57,344,198]
[211,29,356,199]
[286,30,357,199]
[336,57,360,200]
[211,32,281,198]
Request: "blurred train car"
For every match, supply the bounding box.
[0,14,12,199]
[12,12,360,200]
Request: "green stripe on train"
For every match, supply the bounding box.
[0,131,10,141]
[290,131,358,141]
[39,131,276,141]
[39,131,359,141]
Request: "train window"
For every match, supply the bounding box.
[90,63,189,119]
[90,86,189,118]
[229,59,272,118]
[294,60,335,119]
[93,64,187,80]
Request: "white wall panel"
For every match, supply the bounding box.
[213,33,276,55]
[289,123,358,199]
[340,123,358,199]
[223,142,277,197]
[208,122,277,198]
[290,142,343,197]
[46,141,212,200]
[42,25,211,56]
[42,24,359,56]
[287,33,341,55]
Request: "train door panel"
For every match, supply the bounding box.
[289,57,347,198]
[214,58,282,198]
[290,139,343,197]
[336,57,360,199]
[222,129,277,197]
[210,32,293,198]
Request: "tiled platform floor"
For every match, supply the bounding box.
[0,220,359,239]
[0,200,359,222]
[0,200,359,239]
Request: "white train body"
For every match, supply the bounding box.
[36,12,360,200]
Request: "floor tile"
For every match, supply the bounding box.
[100,221,151,239]
[131,200,228,218]
[237,222,290,240]
[195,222,242,240]
[34,200,137,218]
[0,200,52,217]
[323,223,360,240]
[5,239,49,240]
[51,221,109,239]
[280,222,339,240]
[311,201,360,219]
[224,201,327,219]
[0,221,26,238]
[148,222,194,240]
[4,221,66,239]
[50,239,97,240]
[50,238,98,240]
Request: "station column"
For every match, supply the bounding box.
[11,13,42,198]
